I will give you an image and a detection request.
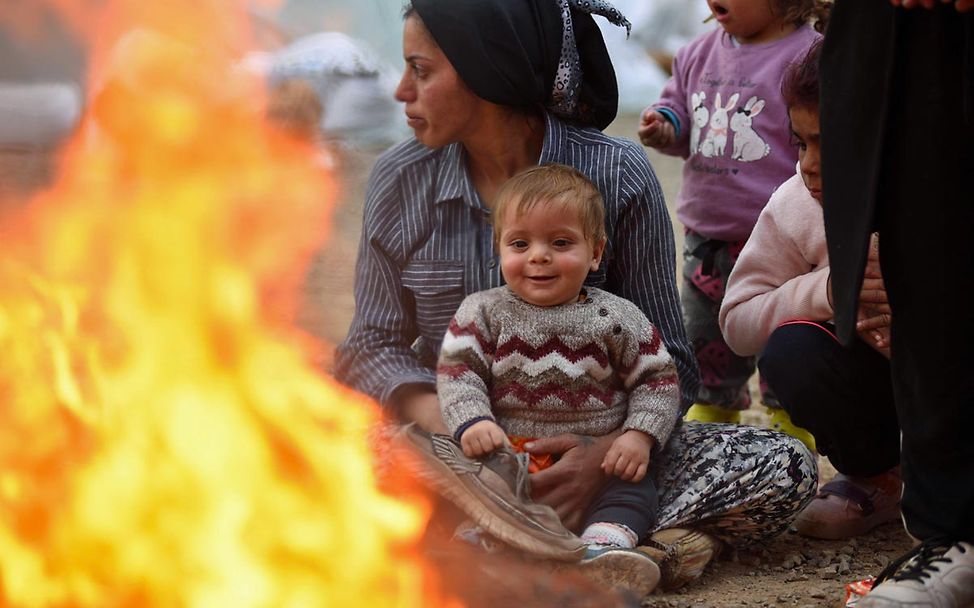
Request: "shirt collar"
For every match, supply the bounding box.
[431,142,470,206]
[538,110,569,166]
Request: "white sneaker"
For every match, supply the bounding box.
[861,539,974,607]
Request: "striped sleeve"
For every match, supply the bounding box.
[612,140,699,409]
[333,142,437,405]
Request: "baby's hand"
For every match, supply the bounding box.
[460,420,509,458]
[602,430,655,482]
[638,109,677,149]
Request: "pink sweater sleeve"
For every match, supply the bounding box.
[719,174,833,356]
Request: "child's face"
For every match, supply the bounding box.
[498,200,605,307]
[789,105,821,202]
[707,0,789,44]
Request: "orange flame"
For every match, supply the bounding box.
[0,1,449,606]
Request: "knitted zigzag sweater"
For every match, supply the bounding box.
[437,286,681,445]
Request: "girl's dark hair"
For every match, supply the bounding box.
[782,38,823,111]
[402,2,415,19]
[775,0,832,33]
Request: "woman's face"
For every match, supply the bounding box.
[395,15,484,149]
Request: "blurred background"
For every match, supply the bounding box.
[0,0,717,347]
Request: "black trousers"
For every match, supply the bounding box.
[878,8,974,542]
[759,321,898,477]
[585,474,658,540]
[822,2,974,541]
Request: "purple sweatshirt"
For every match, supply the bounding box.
[651,25,820,241]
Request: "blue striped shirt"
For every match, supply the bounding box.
[334,111,699,409]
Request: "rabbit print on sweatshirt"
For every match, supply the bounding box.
[690,92,710,155]
[699,92,739,158]
[730,96,771,162]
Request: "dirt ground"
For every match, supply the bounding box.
[0,112,911,607]
[295,112,913,607]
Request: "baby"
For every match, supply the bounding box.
[437,164,681,562]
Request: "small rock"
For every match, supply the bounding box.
[875,555,891,568]
[819,565,839,580]
[810,593,827,600]
[839,544,856,556]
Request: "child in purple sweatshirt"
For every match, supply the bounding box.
[638,0,826,434]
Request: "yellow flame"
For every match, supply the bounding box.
[0,1,446,606]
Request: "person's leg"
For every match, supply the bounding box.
[582,475,659,546]
[759,321,901,539]
[681,234,754,420]
[638,423,815,590]
[651,422,817,544]
[876,5,974,547]
[859,7,974,606]
[574,476,663,595]
[759,321,899,476]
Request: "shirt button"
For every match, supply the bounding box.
[599,308,609,316]
[487,259,497,269]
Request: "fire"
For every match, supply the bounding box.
[0,1,447,606]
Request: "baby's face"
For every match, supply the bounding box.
[497,201,604,307]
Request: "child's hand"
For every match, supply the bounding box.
[601,430,655,482]
[460,420,509,458]
[638,109,676,149]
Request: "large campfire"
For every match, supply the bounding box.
[0,1,448,605]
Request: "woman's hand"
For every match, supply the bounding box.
[524,432,618,531]
[890,0,974,11]
[459,420,509,458]
[638,109,677,149]
[602,429,655,482]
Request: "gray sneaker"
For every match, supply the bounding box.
[576,546,661,598]
[397,424,586,562]
[860,538,974,607]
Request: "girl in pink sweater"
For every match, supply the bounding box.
[719,40,901,541]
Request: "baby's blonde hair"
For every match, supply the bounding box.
[492,164,606,246]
